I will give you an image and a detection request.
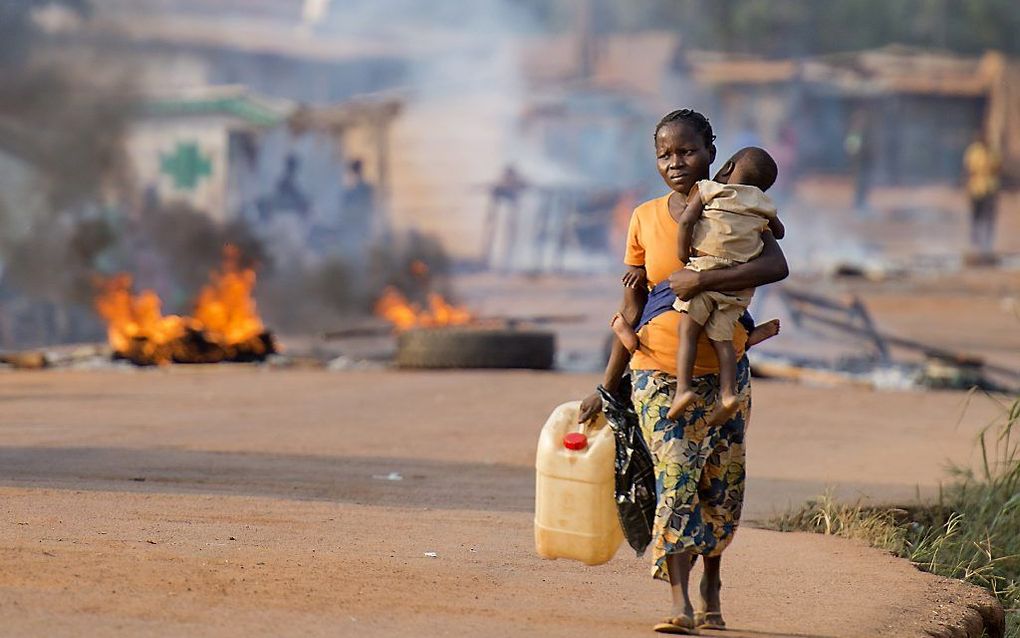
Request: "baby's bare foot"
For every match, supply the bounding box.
[610,313,639,354]
[709,394,740,426]
[747,318,781,347]
[667,389,697,420]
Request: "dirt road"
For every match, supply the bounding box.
[0,368,1004,637]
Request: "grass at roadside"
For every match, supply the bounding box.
[770,396,1020,638]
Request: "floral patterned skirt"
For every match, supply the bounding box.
[631,357,750,581]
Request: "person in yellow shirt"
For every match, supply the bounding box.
[963,134,1001,255]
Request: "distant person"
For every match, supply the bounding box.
[963,133,1001,256]
[341,159,377,252]
[257,154,310,221]
[771,123,799,201]
[482,164,528,270]
[256,154,312,269]
[845,108,873,211]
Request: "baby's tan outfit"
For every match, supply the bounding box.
[672,180,778,341]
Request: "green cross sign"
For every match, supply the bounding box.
[159,142,212,190]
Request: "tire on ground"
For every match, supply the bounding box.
[396,328,556,370]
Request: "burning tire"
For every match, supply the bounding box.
[396,327,555,370]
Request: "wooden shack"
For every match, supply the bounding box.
[685,46,1020,188]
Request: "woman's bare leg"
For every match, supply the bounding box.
[709,339,739,426]
[700,554,723,616]
[665,551,696,621]
[667,316,703,420]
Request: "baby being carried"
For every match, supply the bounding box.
[670,147,784,423]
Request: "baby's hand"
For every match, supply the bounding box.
[621,267,647,289]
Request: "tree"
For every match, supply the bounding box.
[607,0,1020,58]
[0,0,90,66]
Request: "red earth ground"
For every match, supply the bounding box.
[0,367,1007,637]
[1,266,1016,637]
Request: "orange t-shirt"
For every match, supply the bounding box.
[624,194,748,376]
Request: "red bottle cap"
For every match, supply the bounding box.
[563,432,588,450]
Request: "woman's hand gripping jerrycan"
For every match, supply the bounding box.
[534,401,624,566]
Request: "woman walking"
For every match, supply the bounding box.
[578,109,789,634]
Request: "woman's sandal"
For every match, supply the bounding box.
[694,610,726,630]
[653,614,699,635]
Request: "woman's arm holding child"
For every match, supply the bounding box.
[767,217,785,240]
[669,231,789,301]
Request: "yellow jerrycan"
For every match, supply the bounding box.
[534,400,624,566]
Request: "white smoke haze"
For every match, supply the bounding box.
[1,0,996,350]
[1,0,589,347]
[304,0,586,253]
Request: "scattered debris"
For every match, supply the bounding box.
[751,287,1019,392]
[827,261,906,282]
[327,355,384,371]
[42,344,112,368]
[829,263,867,279]
[922,356,986,391]
[750,352,919,391]
[263,354,294,368]
[0,350,47,370]
[962,252,1000,268]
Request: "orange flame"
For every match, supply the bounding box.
[193,245,264,345]
[426,292,473,326]
[374,286,473,331]
[94,246,270,364]
[94,274,190,364]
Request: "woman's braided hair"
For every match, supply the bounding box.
[654,109,716,148]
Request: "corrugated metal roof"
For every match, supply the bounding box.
[691,45,1001,97]
[139,85,294,126]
